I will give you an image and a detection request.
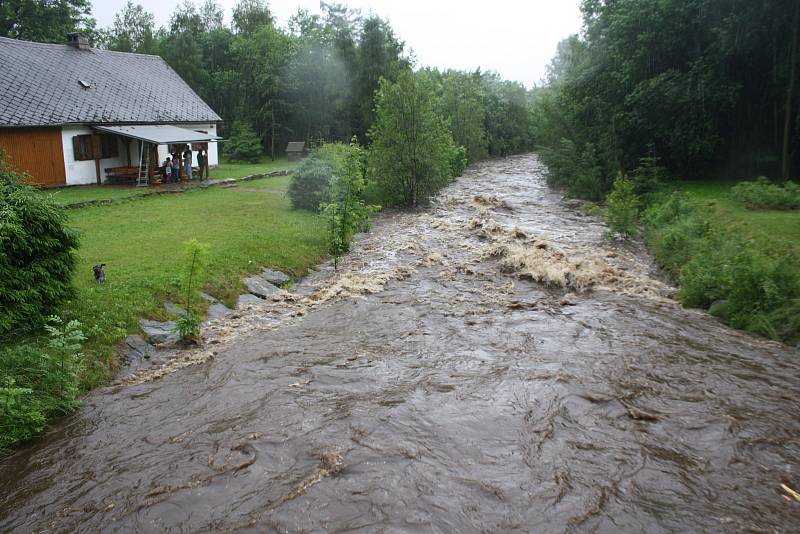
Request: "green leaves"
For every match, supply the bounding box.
[0,153,79,336]
[367,71,460,208]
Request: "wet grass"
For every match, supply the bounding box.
[209,156,300,180]
[676,181,800,258]
[56,175,327,387]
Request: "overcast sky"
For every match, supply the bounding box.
[91,1,582,87]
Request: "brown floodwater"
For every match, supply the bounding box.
[2,155,799,532]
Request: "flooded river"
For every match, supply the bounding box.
[2,155,799,532]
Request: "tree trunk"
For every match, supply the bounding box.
[270,101,276,161]
[782,1,799,181]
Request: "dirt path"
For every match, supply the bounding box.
[2,155,799,532]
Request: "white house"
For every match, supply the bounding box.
[0,33,221,187]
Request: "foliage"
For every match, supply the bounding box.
[630,151,670,200]
[318,141,377,269]
[539,139,606,200]
[449,145,468,178]
[99,0,157,53]
[0,0,95,44]
[0,317,85,450]
[731,177,800,210]
[533,0,800,188]
[224,122,263,162]
[174,239,209,341]
[605,173,639,238]
[368,71,460,208]
[0,153,79,336]
[642,192,800,342]
[287,145,342,211]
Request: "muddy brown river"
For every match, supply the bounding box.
[2,155,799,532]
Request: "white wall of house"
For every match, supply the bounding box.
[61,125,127,185]
[61,123,219,185]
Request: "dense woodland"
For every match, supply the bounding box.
[534,0,800,197]
[0,0,536,161]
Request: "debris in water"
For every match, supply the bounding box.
[781,484,800,502]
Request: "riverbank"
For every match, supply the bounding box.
[1,160,327,450]
[642,181,799,344]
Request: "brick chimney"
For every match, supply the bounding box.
[66,32,89,50]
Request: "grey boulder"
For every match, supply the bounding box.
[260,269,291,286]
[139,319,179,345]
[244,276,283,298]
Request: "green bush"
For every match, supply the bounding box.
[449,145,468,178]
[605,173,639,237]
[630,152,670,200]
[0,317,85,450]
[320,141,378,269]
[287,144,344,211]
[643,192,800,342]
[731,177,800,210]
[224,121,262,163]
[0,153,79,335]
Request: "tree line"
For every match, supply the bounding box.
[532,0,800,199]
[1,0,537,161]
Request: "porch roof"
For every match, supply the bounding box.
[93,124,222,144]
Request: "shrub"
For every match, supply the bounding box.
[605,173,639,237]
[731,177,800,210]
[630,151,670,200]
[287,144,344,211]
[224,121,262,163]
[319,140,378,269]
[449,145,468,178]
[0,317,85,450]
[0,153,79,336]
[643,191,800,342]
[173,239,209,342]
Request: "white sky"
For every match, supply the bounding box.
[91,0,582,87]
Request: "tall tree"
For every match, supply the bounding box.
[368,71,458,207]
[0,0,94,43]
[231,0,273,35]
[103,1,157,54]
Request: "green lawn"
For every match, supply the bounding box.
[676,181,800,258]
[60,174,325,384]
[41,157,299,207]
[209,156,300,180]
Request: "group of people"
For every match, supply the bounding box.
[161,145,208,183]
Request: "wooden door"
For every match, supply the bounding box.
[0,127,66,186]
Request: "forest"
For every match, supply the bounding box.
[533,0,799,191]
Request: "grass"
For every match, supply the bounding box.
[643,179,800,343]
[40,156,300,207]
[209,155,300,180]
[54,163,325,387]
[675,181,800,258]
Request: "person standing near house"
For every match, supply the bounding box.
[163,156,173,183]
[196,149,205,180]
[183,144,193,180]
[171,150,181,181]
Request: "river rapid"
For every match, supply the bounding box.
[1,154,799,532]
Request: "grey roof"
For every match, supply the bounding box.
[286,141,306,152]
[0,37,221,127]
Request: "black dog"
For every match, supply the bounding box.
[93,263,106,283]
